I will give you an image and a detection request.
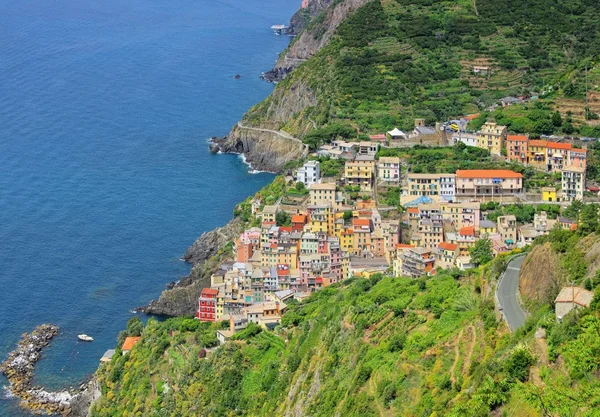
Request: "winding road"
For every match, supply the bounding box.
[496,254,528,332]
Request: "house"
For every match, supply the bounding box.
[246,301,287,329]
[358,142,379,156]
[377,157,401,182]
[559,216,578,231]
[400,247,435,278]
[387,128,407,140]
[296,160,321,187]
[452,132,478,147]
[562,166,585,202]
[528,139,548,170]
[345,157,376,191]
[405,173,456,200]
[479,220,497,236]
[518,224,538,247]
[197,288,219,322]
[497,215,517,247]
[499,96,520,107]
[369,134,387,142]
[546,142,572,172]
[455,170,523,200]
[261,205,278,224]
[291,214,308,232]
[121,337,141,355]
[506,135,528,164]
[568,148,587,170]
[476,122,507,156]
[309,182,336,206]
[541,187,558,202]
[456,256,475,270]
[413,126,437,136]
[434,242,458,269]
[555,286,594,320]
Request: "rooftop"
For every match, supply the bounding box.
[310,183,336,191]
[555,286,594,307]
[122,336,141,351]
[456,169,523,179]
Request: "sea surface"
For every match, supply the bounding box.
[0,0,297,414]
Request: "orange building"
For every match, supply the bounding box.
[506,135,528,164]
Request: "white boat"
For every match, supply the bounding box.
[78,334,94,342]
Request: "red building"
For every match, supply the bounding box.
[291,214,307,232]
[506,135,528,164]
[196,288,218,322]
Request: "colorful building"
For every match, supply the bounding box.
[562,166,585,202]
[476,122,507,155]
[197,288,219,322]
[377,156,401,182]
[455,170,523,199]
[506,134,528,164]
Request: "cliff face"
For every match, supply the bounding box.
[519,243,564,305]
[140,217,243,317]
[275,0,370,70]
[214,122,308,173]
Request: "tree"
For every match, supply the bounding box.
[126,316,144,337]
[579,204,598,235]
[552,110,563,127]
[295,182,306,192]
[343,210,353,222]
[276,210,291,226]
[469,237,493,266]
[505,347,535,382]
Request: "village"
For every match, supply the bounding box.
[195,116,596,344]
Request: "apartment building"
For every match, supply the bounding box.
[405,173,456,199]
[476,122,507,155]
[562,166,585,202]
[296,160,321,187]
[497,215,517,247]
[455,170,523,199]
[309,182,336,206]
[506,134,528,164]
[400,247,436,278]
[377,156,401,182]
[345,156,376,191]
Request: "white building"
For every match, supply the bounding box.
[452,132,478,147]
[296,160,321,187]
[562,166,585,202]
[439,174,456,202]
[555,286,594,320]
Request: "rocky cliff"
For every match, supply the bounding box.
[211,122,308,172]
[275,0,370,70]
[140,217,243,317]
[519,243,564,305]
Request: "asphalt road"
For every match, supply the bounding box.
[496,254,528,332]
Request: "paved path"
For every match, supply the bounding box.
[237,122,304,144]
[496,254,528,332]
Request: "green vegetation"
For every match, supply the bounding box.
[483,202,561,223]
[469,237,493,266]
[246,0,600,147]
[92,258,600,416]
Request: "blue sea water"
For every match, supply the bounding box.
[0,0,297,414]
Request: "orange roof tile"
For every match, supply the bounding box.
[570,148,587,153]
[456,170,522,179]
[279,226,293,233]
[201,288,219,296]
[464,113,480,121]
[507,134,528,141]
[459,226,475,236]
[122,336,141,351]
[439,242,458,251]
[395,244,414,249]
[407,207,419,214]
[528,140,547,147]
[291,214,306,223]
[547,142,572,150]
[353,218,370,227]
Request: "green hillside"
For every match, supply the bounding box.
[247,0,600,140]
[92,231,600,417]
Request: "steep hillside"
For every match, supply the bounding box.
[520,229,600,307]
[241,0,600,151]
[91,258,600,417]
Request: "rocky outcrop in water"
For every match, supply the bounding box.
[0,324,77,416]
[260,67,294,83]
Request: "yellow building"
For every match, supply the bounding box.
[479,220,497,236]
[476,122,507,156]
[345,156,376,191]
[541,187,558,202]
[309,183,337,207]
[339,228,354,253]
[307,205,334,235]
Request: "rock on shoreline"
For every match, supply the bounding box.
[0,324,75,416]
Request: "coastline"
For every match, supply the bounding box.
[1,2,311,415]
